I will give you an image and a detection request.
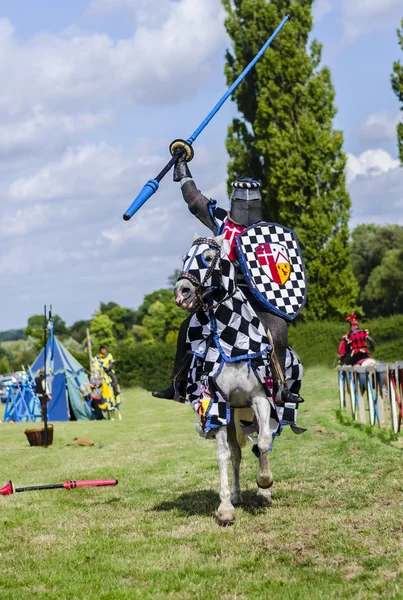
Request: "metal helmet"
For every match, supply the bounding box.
[229,177,262,227]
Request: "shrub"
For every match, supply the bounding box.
[289,315,403,368]
[115,340,176,390]
[111,314,403,390]
[69,350,91,373]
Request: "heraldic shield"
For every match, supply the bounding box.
[235,222,307,321]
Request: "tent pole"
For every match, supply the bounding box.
[43,305,48,448]
[48,305,54,394]
[86,328,94,377]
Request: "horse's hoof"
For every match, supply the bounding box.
[217,509,235,526]
[230,492,243,506]
[256,475,273,490]
[257,488,272,506]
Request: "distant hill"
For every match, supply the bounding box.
[0,329,24,342]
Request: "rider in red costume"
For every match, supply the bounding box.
[338,313,376,366]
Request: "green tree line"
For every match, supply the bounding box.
[0,281,186,380]
[1,219,402,382]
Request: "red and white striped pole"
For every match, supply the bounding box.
[0,479,118,496]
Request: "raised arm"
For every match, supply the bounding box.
[173,153,219,234]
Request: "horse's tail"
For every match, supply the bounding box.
[233,407,255,448]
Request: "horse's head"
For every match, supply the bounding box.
[175,233,233,310]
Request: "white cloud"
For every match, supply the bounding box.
[0,204,51,237]
[88,0,136,15]
[204,180,227,204]
[357,110,401,143]
[346,149,400,184]
[8,143,135,202]
[0,0,226,117]
[0,108,114,159]
[0,0,230,330]
[341,0,402,41]
[0,137,228,328]
[102,206,172,245]
[347,149,403,226]
[313,0,333,23]
[0,0,226,180]
[310,0,401,37]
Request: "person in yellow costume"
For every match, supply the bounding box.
[95,345,121,407]
[91,362,114,413]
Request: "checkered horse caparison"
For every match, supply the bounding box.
[179,237,236,304]
[180,236,273,362]
[178,236,279,434]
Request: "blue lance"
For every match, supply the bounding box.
[123,13,291,221]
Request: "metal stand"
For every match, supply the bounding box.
[43,305,48,447]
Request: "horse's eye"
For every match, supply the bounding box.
[205,256,213,263]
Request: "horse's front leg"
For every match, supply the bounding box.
[215,426,236,525]
[251,394,273,503]
[227,417,242,506]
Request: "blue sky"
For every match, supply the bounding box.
[0,0,402,330]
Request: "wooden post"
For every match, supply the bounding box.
[337,367,345,410]
[366,367,378,427]
[388,362,401,434]
[343,367,352,414]
[376,363,388,428]
[354,366,367,425]
[399,362,403,432]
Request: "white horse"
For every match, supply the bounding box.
[174,233,299,525]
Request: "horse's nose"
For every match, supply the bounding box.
[175,283,192,306]
[176,288,191,305]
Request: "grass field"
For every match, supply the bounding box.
[1,366,403,600]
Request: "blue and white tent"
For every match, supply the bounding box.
[31,337,91,421]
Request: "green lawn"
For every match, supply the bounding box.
[1,367,402,600]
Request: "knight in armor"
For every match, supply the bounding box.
[338,313,375,366]
[152,151,302,404]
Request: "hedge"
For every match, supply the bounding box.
[113,315,403,390]
[115,340,176,391]
[289,314,403,369]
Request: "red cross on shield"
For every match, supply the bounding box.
[256,243,291,285]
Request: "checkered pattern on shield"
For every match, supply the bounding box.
[236,223,307,321]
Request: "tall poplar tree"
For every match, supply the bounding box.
[391,18,403,164]
[222,0,358,320]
